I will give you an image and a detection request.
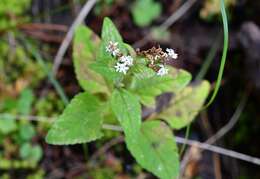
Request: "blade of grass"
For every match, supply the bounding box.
[204,0,229,108]
[21,37,69,105]
[180,0,228,156]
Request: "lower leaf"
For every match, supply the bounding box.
[125,120,179,179]
[46,92,103,145]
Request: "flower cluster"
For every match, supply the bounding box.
[115,55,133,74]
[106,41,133,74]
[106,41,178,76]
[137,47,178,76]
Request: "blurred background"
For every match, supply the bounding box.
[0,0,259,178]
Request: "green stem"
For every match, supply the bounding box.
[204,0,229,108]
[22,38,69,105]
[179,124,190,156]
[180,0,229,155]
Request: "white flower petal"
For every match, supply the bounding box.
[166,48,178,59]
[157,64,169,76]
[119,55,133,66]
[114,62,129,74]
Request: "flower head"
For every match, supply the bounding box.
[114,62,129,74]
[166,48,178,59]
[106,41,120,57]
[119,55,133,66]
[157,64,168,76]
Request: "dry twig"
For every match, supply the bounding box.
[52,0,97,76]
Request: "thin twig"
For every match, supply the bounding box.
[133,0,197,48]
[89,135,124,163]
[180,89,250,173]
[206,91,250,144]
[52,0,97,76]
[0,113,55,122]
[175,136,260,166]
[1,113,259,166]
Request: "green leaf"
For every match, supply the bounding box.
[90,61,122,84]
[19,123,36,141]
[73,25,109,94]
[110,89,141,136]
[111,89,179,178]
[158,81,210,129]
[17,88,34,115]
[130,65,191,106]
[125,120,179,179]
[91,17,126,85]
[131,0,162,27]
[0,116,17,134]
[46,92,103,145]
[20,143,43,163]
[98,17,127,60]
[169,67,192,94]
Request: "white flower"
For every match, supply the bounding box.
[106,41,120,56]
[157,64,169,76]
[119,55,133,66]
[166,48,178,59]
[114,62,129,74]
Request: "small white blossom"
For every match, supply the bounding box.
[119,55,133,66]
[114,62,129,74]
[106,41,120,56]
[166,48,178,59]
[157,64,169,76]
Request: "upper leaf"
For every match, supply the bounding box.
[91,17,127,85]
[130,65,192,106]
[168,67,192,94]
[125,120,179,179]
[73,25,109,94]
[46,92,103,145]
[158,80,210,129]
[98,17,127,60]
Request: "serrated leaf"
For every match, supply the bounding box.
[110,89,141,136]
[169,67,192,94]
[91,17,126,85]
[98,17,127,60]
[90,60,122,84]
[125,121,179,179]
[131,0,162,27]
[46,92,103,145]
[158,81,210,129]
[130,65,191,107]
[73,25,109,94]
[111,89,179,178]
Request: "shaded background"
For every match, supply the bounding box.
[0,0,259,178]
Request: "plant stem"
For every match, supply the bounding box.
[204,0,229,108]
